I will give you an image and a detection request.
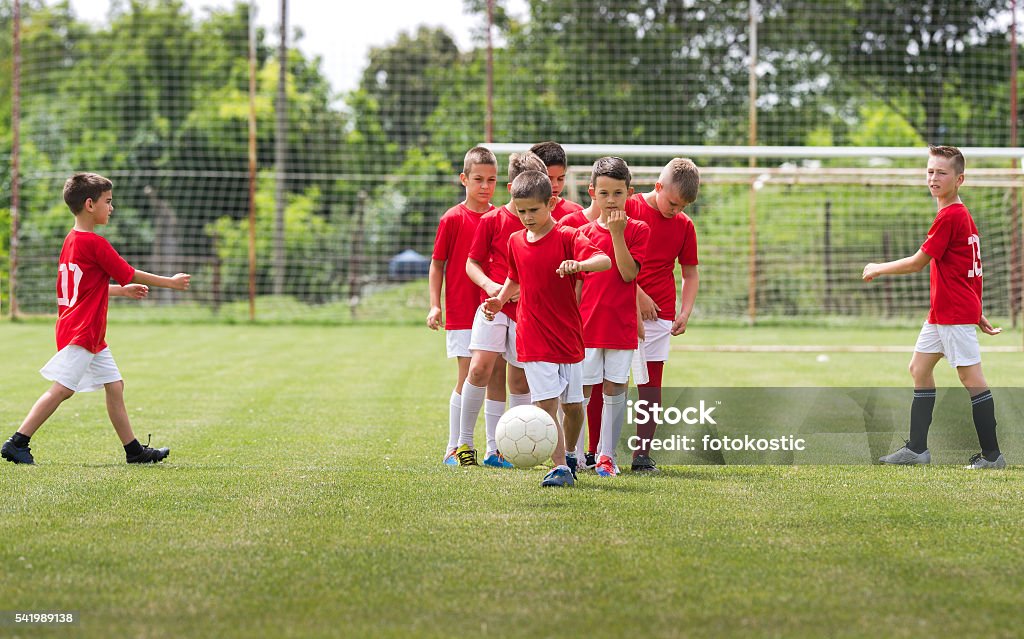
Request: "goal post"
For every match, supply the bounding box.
[484,144,1024,335]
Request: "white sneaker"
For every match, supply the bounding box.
[965,453,1006,469]
[879,443,931,465]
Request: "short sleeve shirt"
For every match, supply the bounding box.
[431,203,493,329]
[55,230,136,353]
[920,202,983,325]
[468,204,524,319]
[578,218,650,349]
[507,225,604,363]
[558,209,594,229]
[551,197,584,222]
[627,193,698,321]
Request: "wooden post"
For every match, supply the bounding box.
[247,0,259,321]
[9,0,21,320]
[747,0,759,324]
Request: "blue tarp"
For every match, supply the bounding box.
[388,249,430,280]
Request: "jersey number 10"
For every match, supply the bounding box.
[57,263,83,308]
[967,234,983,278]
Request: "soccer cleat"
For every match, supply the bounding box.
[443,449,458,466]
[631,454,659,473]
[878,442,931,465]
[1,438,35,465]
[595,454,618,477]
[582,452,597,470]
[541,466,575,487]
[455,444,479,467]
[965,452,1006,470]
[483,451,514,469]
[126,436,170,464]
[565,454,578,478]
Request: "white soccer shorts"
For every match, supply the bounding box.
[914,322,981,368]
[640,318,673,362]
[523,361,584,404]
[40,345,122,393]
[445,329,472,359]
[468,306,523,367]
[583,348,635,385]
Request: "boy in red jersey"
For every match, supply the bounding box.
[577,157,649,477]
[427,147,498,466]
[2,174,191,465]
[530,141,584,222]
[483,171,611,487]
[625,158,701,473]
[458,152,550,467]
[864,145,1005,469]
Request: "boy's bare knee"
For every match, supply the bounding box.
[51,384,75,401]
[104,380,125,395]
[562,403,583,419]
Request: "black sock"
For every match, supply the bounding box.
[124,439,143,457]
[11,432,31,447]
[908,389,936,453]
[971,390,1000,461]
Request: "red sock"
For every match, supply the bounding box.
[586,384,602,454]
[635,361,665,456]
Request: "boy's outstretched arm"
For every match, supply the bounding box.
[863,250,931,282]
[110,284,149,299]
[427,259,444,330]
[558,253,611,277]
[672,264,699,335]
[132,270,191,290]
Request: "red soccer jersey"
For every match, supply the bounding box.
[558,209,597,229]
[468,204,524,319]
[627,193,699,321]
[551,197,584,222]
[507,225,604,363]
[432,203,493,330]
[578,218,651,350]
[54,230,136,353]
[921,202,984,325]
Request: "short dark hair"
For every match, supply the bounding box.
[929,145,965,175]
[510,170,552,202]
[590,156,632,188]
[659,158,700,204]
[63,173,113,214]
[529,141,568,169]
[463,146,497,175]
[508,151,547,183]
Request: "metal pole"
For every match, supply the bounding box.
[485,0,495,144]
[1010,0,1020,333]
[273,0,287,296]
[248,0,259,321]
[9,0,21,320]
[747,0,758,324]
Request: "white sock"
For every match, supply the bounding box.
[447,390,461,451]
[598,392,627,462]
[484,399,505,454]
[459,382,486,447]
[509,392,532,409]
[575,395,589,457]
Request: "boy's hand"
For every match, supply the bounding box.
[482,298,503,321]
[671,311,689,336]
[607,209,627,235]
[426,306,442,330]
[638,290,660,321]
[170,273,192,290]
[862,263,881,282]
[122,284,149,299]
[557,260,582,277]
[979,315,1002,336]
[484,281,502,298]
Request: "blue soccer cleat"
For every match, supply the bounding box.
[443,449,458,466]
[483,451,514,469]
[541,466,575,487]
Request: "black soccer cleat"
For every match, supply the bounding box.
[1,438,36,465]
[631,453,659,473]
[126,436,170,464]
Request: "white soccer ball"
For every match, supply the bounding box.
[495,404,558,469]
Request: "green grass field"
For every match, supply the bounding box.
[1,323,1023,638]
